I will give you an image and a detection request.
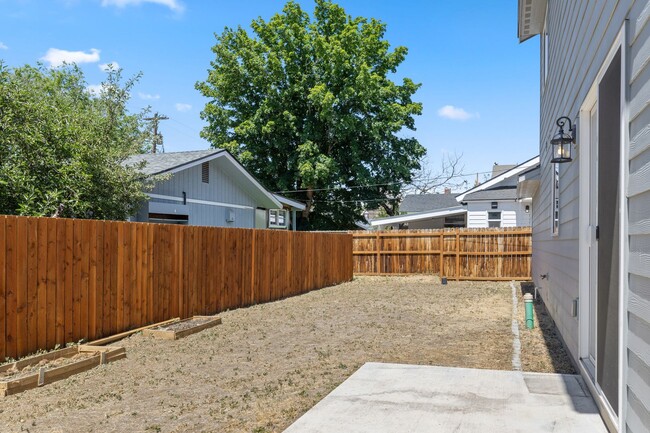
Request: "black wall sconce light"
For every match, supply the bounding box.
[550,116,576,163]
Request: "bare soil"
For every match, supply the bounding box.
[517,283,575,374]
[0,276,572,433]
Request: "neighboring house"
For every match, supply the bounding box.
[369,192,464,230]
[125,149,305,230]
[456,156,540,228]
[267,194,306,231]
[369,157,539,230]
[519,1,650,432]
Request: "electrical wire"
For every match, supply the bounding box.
[272,170,496,194]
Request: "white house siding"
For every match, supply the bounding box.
[535,0,650,430]
[467,210,488,228]
[628,1,650,431]
[517,203,533,226]
[466,202,527,228]
[501,210,517,227]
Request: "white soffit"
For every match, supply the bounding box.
[273,194,306,211]
[369,207,467,227]
[518,0,547,42]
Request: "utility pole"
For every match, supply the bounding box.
[144,112,169,154]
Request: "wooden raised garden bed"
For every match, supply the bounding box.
[0,345,126,397]
[142,316,222,340]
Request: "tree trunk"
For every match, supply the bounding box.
[380,201,397,217]
[302,188,314,220]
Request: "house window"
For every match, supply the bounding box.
[487,211,501,228]
[444,214,465,228]
[269,209,288,228]
[551,163,560,235]
[491,201,498,209]
[201,162,209,183]
[148,213,189,225]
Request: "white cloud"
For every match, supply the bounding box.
[99,61,120,72]
[175,103,191,112]
[138,92,160,100]
[86,84,104,96]
[101,0,184,12]
[0,42,8,50]
[41,48,100,68]
[437,105,479,121]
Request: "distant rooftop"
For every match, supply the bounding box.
[464,171,520,201]
[400,193,460,213]
[492,164,516,178]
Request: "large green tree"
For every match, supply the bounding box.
[0,63,153,219]
[197,0,425,229]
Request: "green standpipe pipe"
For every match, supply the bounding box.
[524,293,534,329]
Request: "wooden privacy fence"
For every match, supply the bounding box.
[0,215,353,361]
[352,228,532,281]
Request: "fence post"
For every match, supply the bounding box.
[375,232,381,275]
[250,230,256,305]
[455,229,460,281]
[439,231,444,278]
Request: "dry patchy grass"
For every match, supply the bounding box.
[0,276,570,433]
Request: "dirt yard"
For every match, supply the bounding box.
[0,276,572,433]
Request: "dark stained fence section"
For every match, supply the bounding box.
[0,216,353,361]
[352,228,532,281]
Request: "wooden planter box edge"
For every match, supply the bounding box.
[142,316,222,340]
[0,346,126,397]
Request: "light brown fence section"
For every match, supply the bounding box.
[352,228,531,281]
[0,215,353,361]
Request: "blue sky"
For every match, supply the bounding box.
[0,0,540,185]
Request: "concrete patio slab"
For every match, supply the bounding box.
[284,363,608,433]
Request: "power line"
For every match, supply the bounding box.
[272,170,495,194]
[312,197,402,204]
[170,117,200,133]
[165,121,202,144]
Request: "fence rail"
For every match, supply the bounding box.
[0,215,353,361]
[352,228,532,280]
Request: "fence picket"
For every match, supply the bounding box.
[352,228,532,280]
[0,216,352,361]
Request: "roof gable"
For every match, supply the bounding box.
[125,150,282,209]
[456,156,540,203]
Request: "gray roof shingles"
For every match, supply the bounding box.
[463,176,518,201]
[124,149,223,176]
[462,187,517,201]
[400,193,460,213]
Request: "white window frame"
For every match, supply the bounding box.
[551,162,560,236]
[268,209,288,228]
[487,211,501,228]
